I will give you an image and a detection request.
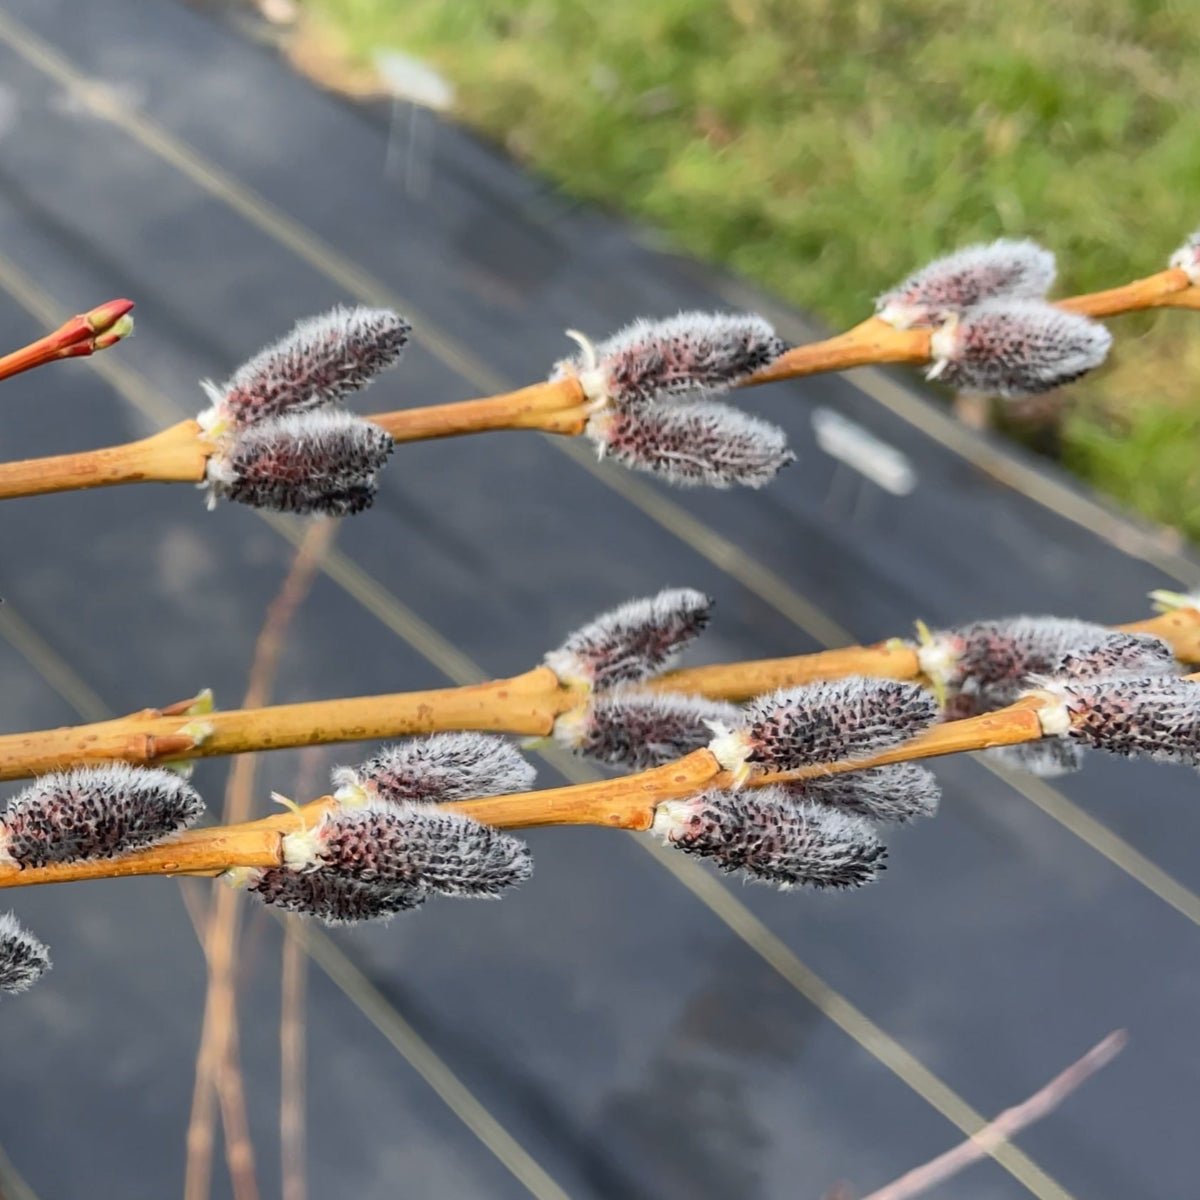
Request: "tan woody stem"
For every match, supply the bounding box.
[0,687,1110,890]
[745,317,932,386]
[1055,268,1200,318]
[740,272,1200,387]
[0,420,206,499]
[369,377,587,442]
[0,382,588,502]
[380,269,1200,412]
[453,695,1056,831]
[651,606,1200,701]
[0,608,1198,783]
[650,640,924,701]
[0,668,576,781]
[1,267,1198,502]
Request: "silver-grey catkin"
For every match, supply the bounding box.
[1045,675,1200,765]
[333,733,536,805]
[294,802,533,897]
[557,689,742,770]
[557,311,785,406]
[205,409,393,515]
[653,787,886,889]
[545,587,713,689]
[1051,631,1178,682]
[929,616,1114,711]
[789,763,941,823]
[984,739,1086,778]
[0,913,50,996]
[0,765,204,868]
[717,678,939,774]
[208,306,410,426]
[247,868,425,925]
[876,240,1056,329]
[927,300,1111,398]
[586,400,794,489]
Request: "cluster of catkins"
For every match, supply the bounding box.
[236,734,536,922]
[544,585,1200,820]
[199,306,409,514]
[255,699,944,910]
[189,231,1200,511]
[0,721,930,997]
[544,587,945,885]
[0,745,540,996]
[4,592,1200,997]
[875,238,1113,396]
[0,649,953,996]
[553,314,795,488]
[917,611,1193,776]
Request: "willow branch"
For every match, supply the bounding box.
[0,268,1195,502]
[745,266,1200,385]
[0,667,578,781]
[370,377,586,442]
[4,675,1181,890]
[0,607,1197,782]
[1054,267,1200,318]
[651,605,1200,701]
[0,379,588,501]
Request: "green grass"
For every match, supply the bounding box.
[305,0,1200,537]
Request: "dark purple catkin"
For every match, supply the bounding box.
[586,400,794,489]
[555,690,742,771]
[1051,631,1178,682]
[653,787,886,889]
[0,765,204,869]
[788,763,941,824]
[0,913,50,995]
[284,801,533,897]
[554,312,786,407]
[204,409,394,515]
[545,588,713,689]
[920,616,1116,710]
[926,300,1111,397]
[1169,230,1200,284]
[199,306,410,429]
[709,679,939,780]
[875,240,1056,329]
[1036,675,1200,765]
[246,868,425,925]
[333,734,536,806]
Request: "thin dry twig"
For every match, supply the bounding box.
[184,520,336,1200]
[279,746,324,1200]
[856,1030,1127,1200]
[280,921,307,1200]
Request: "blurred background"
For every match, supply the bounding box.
[0,1,1197,1197]
[290,0,1200,539]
